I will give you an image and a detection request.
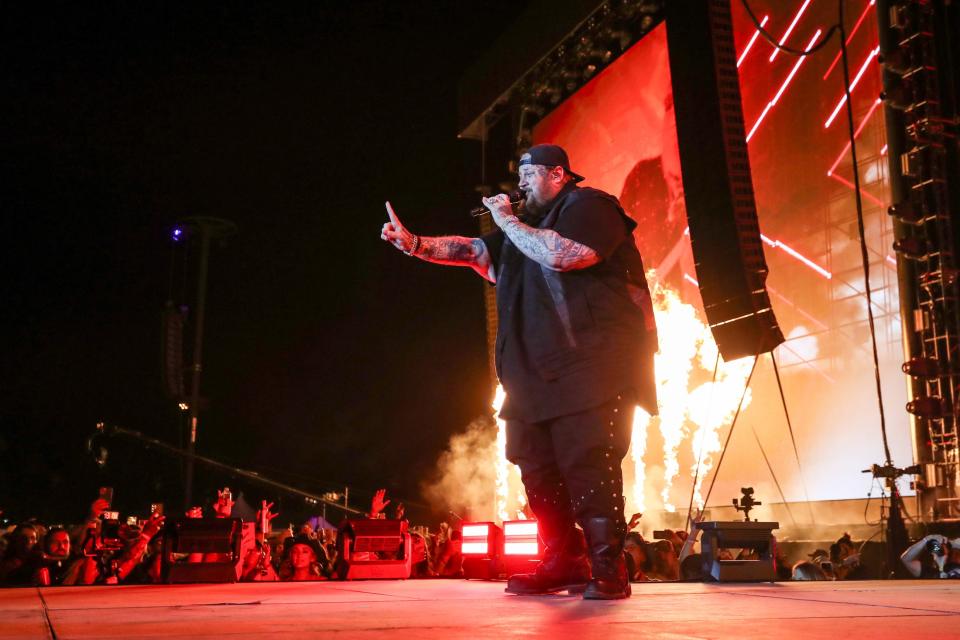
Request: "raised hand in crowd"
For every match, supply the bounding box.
[88,498,110,522]
[394,502,406,521]
[185,506,203,518]
[110,512,166,584]
[213,487,234,518]
[140,511,166,540]
[627,512,642,531]
[241,504,280,583]
[257,501,278,534]
[369,489,390,519]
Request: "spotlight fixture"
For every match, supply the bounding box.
[902,357,942,377]
[502,520,542,577]
[461,522,503,580]
[906,396,948,419]
[892,236,929,259]
[888,201,925,225]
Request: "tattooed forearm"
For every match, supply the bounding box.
[416,236,495,281]
[418,236,479,263]
[500,217,599,271]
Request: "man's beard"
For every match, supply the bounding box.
[522,191,552,218]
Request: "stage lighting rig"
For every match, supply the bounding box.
[888,201,925,225]
[892,235,929,259]
[882,0,960,524]
[905,395,948,419]
[902,356,943,378]
[509,1,665,137]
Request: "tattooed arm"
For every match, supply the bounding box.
[381,201,496,282]
[416,236,495,282]
[497,216,600,271]
[481,193,600,272]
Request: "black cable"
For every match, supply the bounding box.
[770,352,815,522]
[702,355,760,508]
[751,424,797,526]
[837,0,893,465]
[897,490,917,524]
[864,479,879,526]
[739,0,838,57]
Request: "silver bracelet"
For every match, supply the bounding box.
[404,234,421,256]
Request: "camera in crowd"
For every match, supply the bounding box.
[926,537,951,557]
[100,511,123,550]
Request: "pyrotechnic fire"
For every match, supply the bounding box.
[651,286,706,511]
[630,407,650,514]
[641,279,754,514]
[492,386,526,521]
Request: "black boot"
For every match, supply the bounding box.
[582,517,631,600]
[505,527,591,595]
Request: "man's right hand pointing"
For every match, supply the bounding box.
[381,201,418,254]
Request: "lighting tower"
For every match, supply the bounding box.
[881,0,960,522]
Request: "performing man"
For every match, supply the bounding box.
[381,144,658,599]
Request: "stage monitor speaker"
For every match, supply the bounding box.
[336,519,412,580]
[161,517,243,584]
[696,520,779,582]
[666,0,784,361]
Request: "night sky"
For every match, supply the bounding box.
[2,2,532,524]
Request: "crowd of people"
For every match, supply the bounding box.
[0,488,466,587]
[2,489,958,587]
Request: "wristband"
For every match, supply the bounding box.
[404,235,421,256]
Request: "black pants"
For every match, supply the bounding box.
[505,391,634,543]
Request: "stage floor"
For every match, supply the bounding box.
[2,579,958,639]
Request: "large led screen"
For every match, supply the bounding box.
[532,1,911,517]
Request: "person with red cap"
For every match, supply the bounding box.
[382,143,658,599]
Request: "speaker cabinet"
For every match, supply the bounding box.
[666,0,784,360]
[335,519,412,580]
[161,517,243,584]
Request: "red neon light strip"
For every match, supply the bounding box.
[747,30,823,142]
[737,15,770,67]
[687,210,833,283]
[684,237,832,282]
[829,172,885,207]
[761,234,832,279]
[823,0,876,80]
[880,144,888,155]
[824,46,880,128]
[827,98,882,176]
[886,255,897,267]
[769,0,812,63]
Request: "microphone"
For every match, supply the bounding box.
[470,190,524,217]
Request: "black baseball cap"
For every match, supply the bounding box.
[519,144,585,183]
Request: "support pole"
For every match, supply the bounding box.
[184,227,211,510]
[177,217,237,510]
